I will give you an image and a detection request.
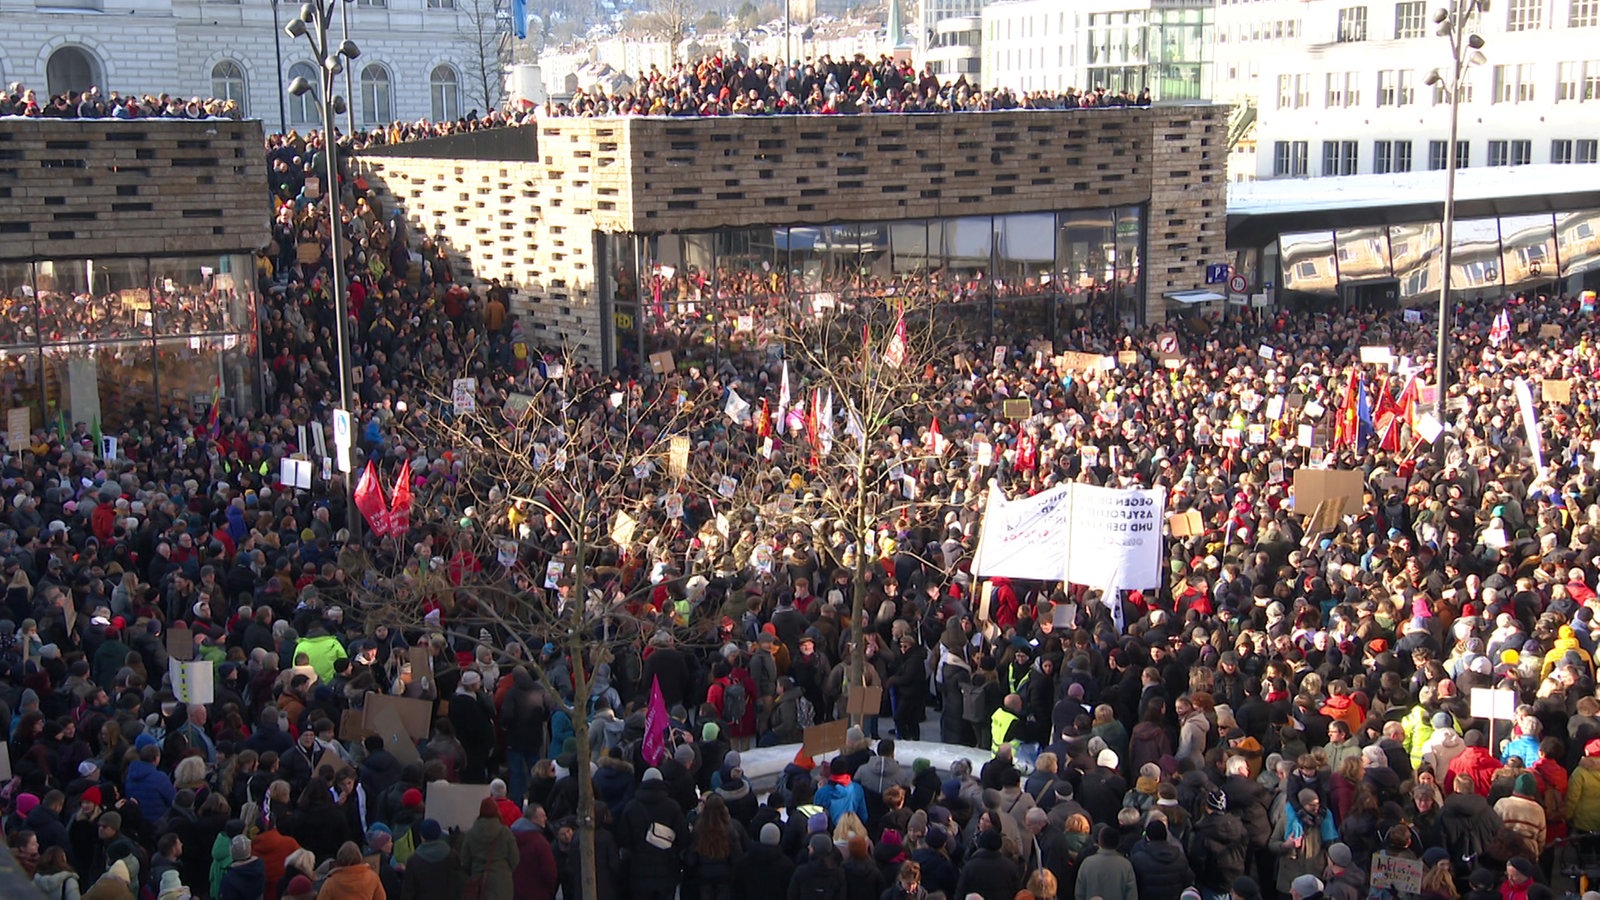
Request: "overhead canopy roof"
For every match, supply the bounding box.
[1166,289,1225,303]
[1227,165,1600,246]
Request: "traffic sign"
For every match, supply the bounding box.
[1206,264,1230,284]
[1229,273,1249,294]
[333,409,353,449]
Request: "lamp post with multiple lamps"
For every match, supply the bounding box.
[1424,0,1488,421]
[270,0,288,135]
[285,1,363,540]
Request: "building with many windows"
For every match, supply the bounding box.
[0,0,491,131]
[1242,0,1600,179]
[980,0,1214,100]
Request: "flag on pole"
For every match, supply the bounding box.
[1373,377,1403,452]
[1489,308,1511,346]
[354,461,391,536]
[511,0,528,39]
[818,389,835,455]
[388,459,414,537]
[1334,369,1360,448]
[1355,378,1374,453]
[757,398,772,440]
[1396,375,1420,434]
[90,417,102,458]
[641,675,670,767]
[883,312,907,369]
[776,361,791,435]
[843,402,865,450]
[927,417,948,456]
[205,375,222,440]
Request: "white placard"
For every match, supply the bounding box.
[1258,345,1275,360]
[168,657,215,704]
[1470,687,1516,720]
[452,378,478,415]
[6,407,29,448]
[1416,413,1444,443]
[279,458,313,490]
[336,444,352,474]
[1304,401,1326,419]
[1403,309,1423,324]
[544,560,565,589]
[973,483,1165,590]
[1266,396,1285,420]
[718,475,737,497]
[101,436,117,461]
[664,492,684,519]
[1359,346,1395,367]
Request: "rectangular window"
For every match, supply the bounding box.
[1493,64,1534,102]
[1346,71,1362,105]
[1395,0,1427,36]
[1511,139,1532,164]
[1585,60,1600,99]
[1338,5,1369,39]
[1379,70,1397,105]
[425,0,455,6]
[1394,140,1413,171]
[1580,139,1600,162]
[1560,61,1581,100]
[1507,0,1543,29]
[1375,139,1393,173]
[1429,140,1470,169]
[1488,139,1510,165]
[1398,70,1416,105]
[1278,74,1293,108]
[1322,140,1358,175]
[1274,140,1310,176]
[1553,139,1575,163]
[1573,0,1600,26]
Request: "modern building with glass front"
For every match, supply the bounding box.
[0,118,267,436]
[1226,165,1600,308]
[360,106,1228,370]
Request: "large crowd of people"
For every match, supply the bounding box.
[2,70,1600,900]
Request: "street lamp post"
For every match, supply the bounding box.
[1424,0,1487,422]
[286,1,363,540]
[270,0,288,135]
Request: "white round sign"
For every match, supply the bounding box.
[1229,273,1249,294]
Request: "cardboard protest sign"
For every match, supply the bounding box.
[611,511,639,546]
[1056,351,1110,372]
[1543,379,1572,404]
[364,693,433,741]
[802,720,849,757]
[1540,324,1561,339]
[1369,853,1425,895]
[668,436,691,479]
[1117,350,1138,367]
[365,703,419,765]
[427,782,489,832]
[340,708,375,742]
[6,407,28,449]
[166,628,195,662]
[845,686,884,717]
[1303,498,1347,537]
[1291,468,1365,515]
[1167,509,1205,537]
[649,351,675,375]
[1002,399,1031,419]
[408,647,434,695]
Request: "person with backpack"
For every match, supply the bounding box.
[767,677,808,746]
[619,768,689,900]
[708,661,757,752]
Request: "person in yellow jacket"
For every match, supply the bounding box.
[1541,625,1595,679]
[991,693,1024,753]
[295,621,349,683]
[1566,738,1600,832]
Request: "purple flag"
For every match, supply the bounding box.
[641,675,669,767]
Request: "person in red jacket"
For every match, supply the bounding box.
[1445,729,1502,796]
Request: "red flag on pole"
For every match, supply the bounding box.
[354,461,391,537]
[883,312,908,368]
[641,675,670,767]
[388,459,414,537]
[1333,369,1360,448]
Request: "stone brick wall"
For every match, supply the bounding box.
[0,118,269,261]
[360,105,1229,364]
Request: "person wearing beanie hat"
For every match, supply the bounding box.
[734,819,797,899]
[1074,825,1134,900]
[403,817,469,900]
[1494,772,1548,846]
[282,874,315,900]
[402,787,425,809]
[620,751,690,900]
[956,825,1021,900]
[1131,816,1192,900]
[460,795,519,900]
[1290,874,1324,900]
[156,869,189,900]
[218,833,264,900]
[1449,729,1502,797]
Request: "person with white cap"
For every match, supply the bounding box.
[449,668,496,783]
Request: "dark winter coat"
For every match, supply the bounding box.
[618,779,689,891]
[952,847,1021,900]
[1131,838,1195,900]
[788,851,846,900]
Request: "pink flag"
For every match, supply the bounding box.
[641,674,670,767]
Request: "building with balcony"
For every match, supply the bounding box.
[0,117,269,434]
[358,106,1229,369]
[0,0,492,132]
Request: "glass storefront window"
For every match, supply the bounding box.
[1557,210,1600,278]
[1498,214,1557,288]
[45,340,159,430]
[1450,218,1503,292]
[1280,231,1339,294]
[0,263,36,349]
[150,255,250,336]
[36,258,150,343]
[1334,227,1394,282]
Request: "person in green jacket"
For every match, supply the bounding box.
[990,694,1024,754]
[295,623,348,683]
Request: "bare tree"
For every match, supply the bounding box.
[461,0,511,113]
[640,0,699,50]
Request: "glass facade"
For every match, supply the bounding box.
[0,254,258,437]
[1085,5,1214,101]
[597,209,1147,371]
[1272,210,1600,301]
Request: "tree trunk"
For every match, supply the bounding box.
[847,456,869,723]
[571,513,600,900]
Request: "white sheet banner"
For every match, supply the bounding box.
[973,482,1166,590]
[972,484,1073,581]
[1514,378,1543,472]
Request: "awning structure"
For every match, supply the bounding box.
[1165,290,1226,304]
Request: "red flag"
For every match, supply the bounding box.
[928,417,948,456]
[354,461,391,537]
[641,675,670,767]
[1333,369,1360,448]
[757,399,772,440]
[388,459,414,537]
[1397,375,1420,434]
[1373,377,1403,452]
[1015,426,1037,472]
[883,312,907,368]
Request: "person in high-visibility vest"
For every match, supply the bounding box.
[991,693,1025,753]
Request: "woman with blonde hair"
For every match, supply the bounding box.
[1026,869,1059,900]
[832,811,868,846]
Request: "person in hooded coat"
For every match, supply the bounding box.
[788,833,846,900]
[460,797,519,900]
[619,767,689,900]
[954,827,1021,900]
[401,818,460,900]
[509,815,556,900]
[1130,820,1194,900]
[218,837,265,900]
[734,823,795,900]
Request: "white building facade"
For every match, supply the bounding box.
[1245,0,1600,179]
[981,0,1214,100]
[0,0,488,131]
